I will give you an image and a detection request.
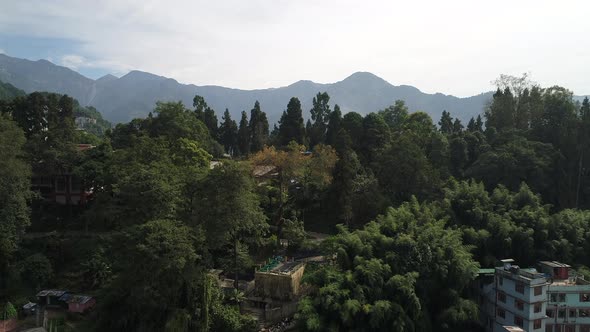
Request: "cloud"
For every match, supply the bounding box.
[60,53,130,76]
[60,54,85,70]
[0,49,5,54]
[0,0,589,96]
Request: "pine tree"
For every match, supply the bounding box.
[237,111,250,156]
[452,118,464,134]
[326,104,343,146]
[278,97,305,146]
[309,92,331,148]
[248,101,269,153]
[475,115,484,132]
[467,117,477,132]
[219,109,238,155]
[438,110,454,134]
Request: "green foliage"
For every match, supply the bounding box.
[18,253,53,289]
[297,199,480,331]
[1,301,17,320]
[278,97,306,146]
[0,114,31,266]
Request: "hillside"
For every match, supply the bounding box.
[2,53,493,124]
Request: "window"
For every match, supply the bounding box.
[580,325,590,332]
[515,299,524,311]
[580,309,590,317]
[565,325,575,332]
[558,309,566,318]
[534,286,543,296]
[534,302,542,313]
[498,291,506,303]
[545,325,553,332]
[551,293,557,302]
[514,315,523,327]
[534,319,542,330]
[515,282,525,294]
[569,309,577,318]
[581,293,590,302]
[497,308,505,318]
[547,309,554,317]
[498,276,504,286]
[559,293,566,302]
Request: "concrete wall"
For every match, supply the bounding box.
[255,264,305,301]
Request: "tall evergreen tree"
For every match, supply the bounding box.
[326,104,343,146]
[238,111,250,156]
[193,95,207,120]
[438,110,454,134]
[248,101,269,153]
[309,92,331,148]
[203,108,219,139]
[466,117,477,132]
[278,97,305,146]
[452,118,464,134]
[219,109,238,155]
[475,115,484,132]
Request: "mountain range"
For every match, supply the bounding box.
[0,53,497,125]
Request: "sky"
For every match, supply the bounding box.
[0,0,589,97]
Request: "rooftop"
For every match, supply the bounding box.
[257,256,304,276]
[58,294,93,304]
[539,261,571,268]
[36,290,67,297]
[495,265,547,284]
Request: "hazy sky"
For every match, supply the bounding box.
[1,0,589,97]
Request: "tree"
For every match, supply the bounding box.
[248,101,269,153]
[203,107,219,139]
[325,104,343,146]
[193,162,268,288]
[278,97,305,146]
[380,100,409,132]
[237,111,250,156]
[342,112,364,151]
[361,113,390,164]
[219,109,238,155]
[439,110,454,134]
[452,118,464,133]
[309,92,331,148]
[297,199,480,331]
[98,219,205,331]
[0,114,31,295]
[251,143,337,240]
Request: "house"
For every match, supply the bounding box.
[36,290,68,308]
[31,144,94,206]
[540,261,590,332]
[479,259,548,331]
[58,294,96,313]
[478,259,590,332]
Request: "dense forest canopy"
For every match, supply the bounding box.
[0,74,589,331]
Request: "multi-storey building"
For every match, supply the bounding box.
[481,259,549,332]
[540,261,590,332]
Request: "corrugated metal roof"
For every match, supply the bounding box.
[36,290,67,297]
[59,293,93,304]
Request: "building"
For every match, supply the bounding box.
[58,294,96,313]
[481,259,549,332]
[36,290,68,308]
[540,261,590,332]
[31,144,94,205]
[242,257,306,325]
[254,258,305,301]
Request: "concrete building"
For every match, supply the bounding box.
[540,261,590,332]
[481,259,549,332]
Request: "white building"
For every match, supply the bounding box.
[482,259,549,332]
